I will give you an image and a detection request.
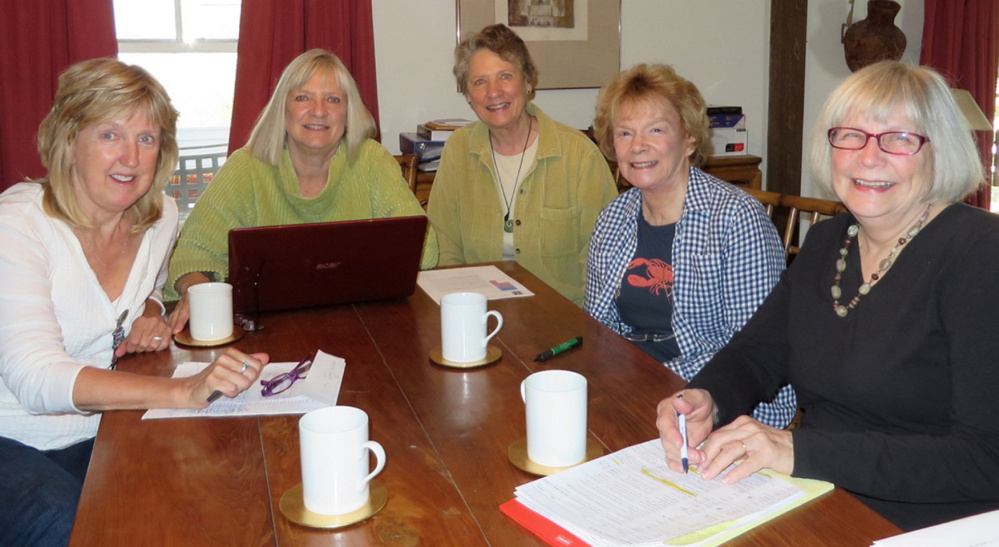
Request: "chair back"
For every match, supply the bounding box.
[394,154,419,196]
[779,194,847,259]
[743,188,781,218]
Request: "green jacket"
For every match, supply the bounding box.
[427,104,617,305]
[166,140,438,300]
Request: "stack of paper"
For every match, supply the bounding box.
[502,439,833,547]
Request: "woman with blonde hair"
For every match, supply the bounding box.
[167,49,437,329]
[0,58,268,545]
[585,63,793,428]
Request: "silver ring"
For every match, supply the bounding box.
[241,362,250,373]
[152,336,163,342]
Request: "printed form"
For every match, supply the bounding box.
[514,440,808,546]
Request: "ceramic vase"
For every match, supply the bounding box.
[842,0,907,72]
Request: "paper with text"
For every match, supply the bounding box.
[142,350,344,419]
[513,440,813,547]
[417,265,534,304]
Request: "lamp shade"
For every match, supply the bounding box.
[950,89,993,132]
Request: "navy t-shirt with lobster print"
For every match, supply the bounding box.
[616,214,681,363]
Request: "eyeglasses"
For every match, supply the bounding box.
[110,310,128,369]
[260,352,315,397]
[827,127,929,155]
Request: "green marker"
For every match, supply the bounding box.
[534,336,583,362]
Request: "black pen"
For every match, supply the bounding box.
[206,390,223,403]
[534,336,583,362]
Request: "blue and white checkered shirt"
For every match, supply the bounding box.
[584,167,796,428]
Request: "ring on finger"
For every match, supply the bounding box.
[152,336,163,342]
[241,362,250,373]
[741,440,749,456]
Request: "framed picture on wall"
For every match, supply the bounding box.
[456,0,621,90]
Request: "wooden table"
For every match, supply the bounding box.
[70,262,900,546]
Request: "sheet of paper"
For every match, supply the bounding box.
[872,508,999,547]
[417,265,534,304]
[142,350,345,419]
[514,440,804,547]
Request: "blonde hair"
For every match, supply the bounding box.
[808,61,983,203]
[453,24,539,100]
[593,63,711,167]
[36,57,179,233]
[246,49,375,165]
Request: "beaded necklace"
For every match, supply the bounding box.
[831,206,930,318]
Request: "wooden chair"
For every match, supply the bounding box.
[394,154,419,196]
[744,188,781,218]
[779,194,847,259]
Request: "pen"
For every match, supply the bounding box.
[207,390,223,404]
[534,336,583,362]
[678,394,689,473]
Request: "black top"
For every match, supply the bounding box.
[689,203,999,531]
[618,216,680,362]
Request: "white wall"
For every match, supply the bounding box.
[372,0,923,198]
[372,1,770,159]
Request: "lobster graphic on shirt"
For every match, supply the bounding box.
[626,258,674,297]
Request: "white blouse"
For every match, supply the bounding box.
[0,183,178,450]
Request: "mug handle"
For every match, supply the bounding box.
[358,440,386,491]
[482,310,503,346]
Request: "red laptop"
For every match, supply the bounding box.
[227,216,428,315]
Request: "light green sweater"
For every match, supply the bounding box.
[427,104,617,305]
[166,140,438,300]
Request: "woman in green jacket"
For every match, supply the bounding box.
[427,24,617,305]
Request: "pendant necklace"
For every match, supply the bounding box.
[489,116,532,234]
[830,205,930,318]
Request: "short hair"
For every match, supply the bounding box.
[808,61,983,204]
[453,24,539,100]
[36,57,179,233]
[593,63,711,167]
[246,49,376,165]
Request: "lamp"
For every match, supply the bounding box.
[950,89,994,132]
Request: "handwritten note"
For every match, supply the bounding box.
[142,350,345,419]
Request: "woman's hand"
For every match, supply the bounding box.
[117,304,171,357]
[167,272,211,334]
[180,349,270,408]
[696,415,794,484]
[656,389,717,473]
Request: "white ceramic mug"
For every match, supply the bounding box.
[520,370,587,467]
[188,282,233,341]
[440,292,503,363]
[299,406,386,515]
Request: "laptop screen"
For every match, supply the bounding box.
[227,216,429,314]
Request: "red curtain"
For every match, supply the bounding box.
[921,0,999,208]
[227,0,379,156]
[0,0,118,192]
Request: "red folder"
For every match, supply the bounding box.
[499,499,592,546]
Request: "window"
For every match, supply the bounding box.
[113,0,240,151]
[114,0,240,217]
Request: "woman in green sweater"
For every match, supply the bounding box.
[167,49,437,332]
